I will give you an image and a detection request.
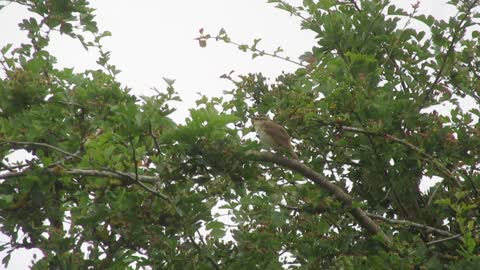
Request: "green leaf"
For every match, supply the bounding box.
[415,14,436,27]
[318,0,335,9]
[1,253,11,268]
[0,194,14,204]
[387,5,408,16]
[270,211,285,227]
[206,220,226,239]
[1,43,12,54]
[238,44,248,52]
[163,77,175,86]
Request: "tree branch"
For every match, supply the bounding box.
[425,227,480,246]
[148,123,162,154]
[0,160,15,172]
[0,166,171,202]
[128,134,140,184]
[0,166,157,183]
[248,151,392,246]
[348,0,361,11]
[281,203,453,238]
[64,168,161,183]
[426,234,462,246]
[341,125,462,197]
[198,34,306,68]
[366,213,453,237]
[422,0,479,103]
[1,140,82,159]
[0,169,31,178]
[350,112,410,218]
[125,133,174,203]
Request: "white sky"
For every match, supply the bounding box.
[0,0,456,269]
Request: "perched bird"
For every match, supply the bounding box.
[252,116,299,160]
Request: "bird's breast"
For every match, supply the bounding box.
[254,125,277,148]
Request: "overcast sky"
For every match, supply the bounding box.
[0,0,455,268]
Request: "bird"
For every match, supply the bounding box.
[252,116,299,160]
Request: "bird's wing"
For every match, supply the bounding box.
[263,122,292,149]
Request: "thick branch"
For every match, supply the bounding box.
[248,151,392,246]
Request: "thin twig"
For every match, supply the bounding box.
[135,180,169,201]
[99,168,172,203]
[350,112,410,217]
[202,35,306,67]
[51,100,86,109]
[0,161,14,172]
[426,234,462,246]
[1,141,82,159]
[0,167,158,182]
[148,123,161,154]
[459,169,479,197]
[279,204,342,232]
[127,134,173,203]
[128,134,139,183]
[367,213,453,237]
[426,227,480,246]
[73,168,160,182]
[348,0,361,11]
[340,125,462,198]
[384,134,459,183]
[427,182,446,206]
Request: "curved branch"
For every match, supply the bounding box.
[248,151,392,246]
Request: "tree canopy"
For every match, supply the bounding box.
[1,0,480,269]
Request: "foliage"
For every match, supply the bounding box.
[1,0,480,269]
